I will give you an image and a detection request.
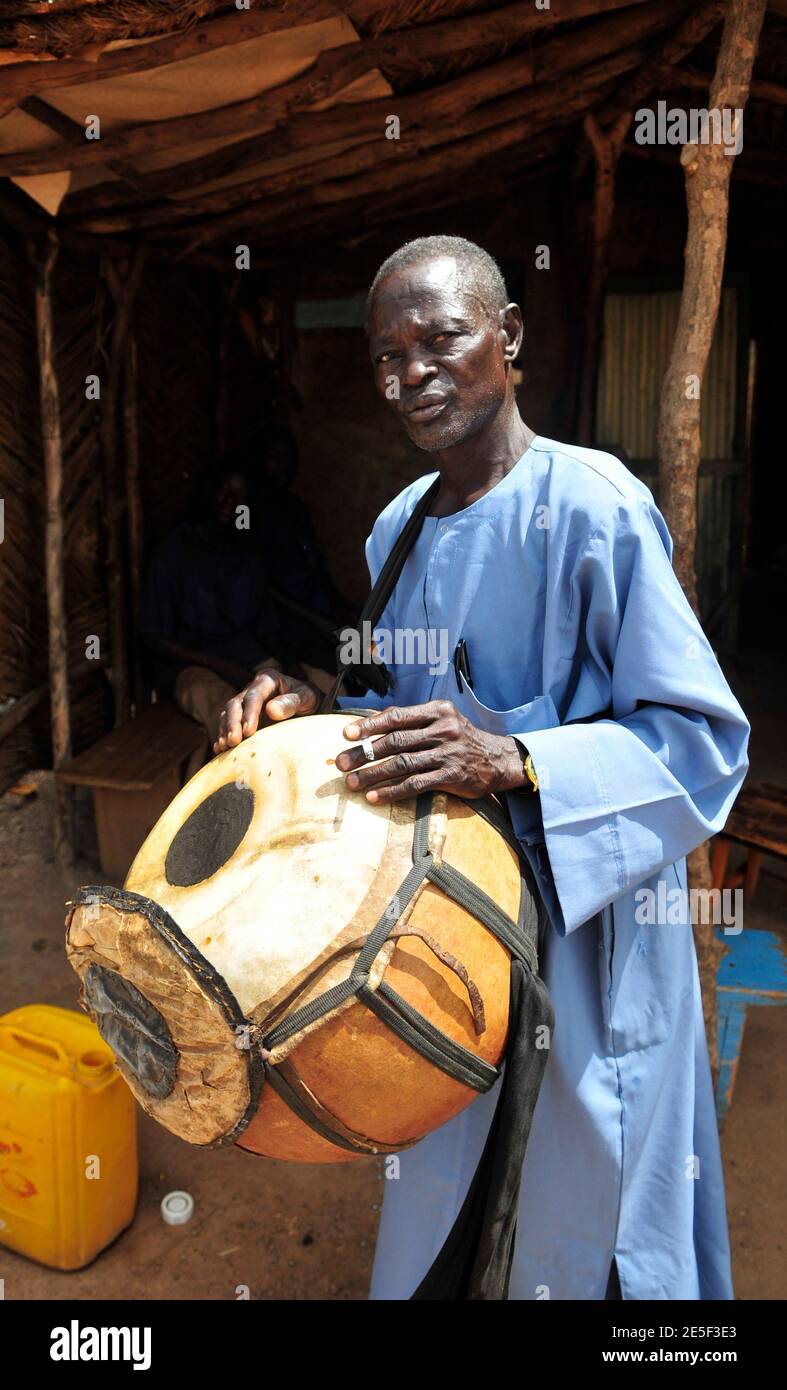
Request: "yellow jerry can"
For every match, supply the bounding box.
[0,1004,137,1270]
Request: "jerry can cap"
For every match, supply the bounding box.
[161,1190,194,1226]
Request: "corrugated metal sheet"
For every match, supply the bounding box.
[696,472,743,640]
[596,286,743,650]
[597,287,738,459]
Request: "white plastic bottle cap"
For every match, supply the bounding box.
[161,1190,194,1226]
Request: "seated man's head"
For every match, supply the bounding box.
[365,235,523,453]
[231,426,299,495]
[212,465,249,527]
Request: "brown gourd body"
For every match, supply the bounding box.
[65,715,520,1162]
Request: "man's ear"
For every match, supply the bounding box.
[500,303,524,363]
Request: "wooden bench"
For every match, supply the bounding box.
[710,782,787,903]
[57,701,206,882]
[715,926,787,1123]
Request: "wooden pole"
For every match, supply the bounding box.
[32,228,73,867]
[573,4,728,442]
[123,332,144,708]
[656,0,767,1078]
[100,257,130,729]
[576,111,631,443]
[658,0,766,603]
[101,244,145,726]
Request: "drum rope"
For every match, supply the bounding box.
[69,791,544,1161]
[257,792,541,1152]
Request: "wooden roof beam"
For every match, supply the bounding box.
[0,0,659,103]
[0,1,339,113]
[240,145,564,263]
[675,66,787,106]
[624,139,787,187]
[0,0,234,65]
[18,95,144,187]
[280,139,566,252]
[61,0,684,220]
[598,0,727,126]
[77,43,648,234]
[164,73,624,254]
[0,0,681,178]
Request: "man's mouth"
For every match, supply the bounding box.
[404,395,449,423]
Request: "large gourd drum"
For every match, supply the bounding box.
[65,714,538,1163]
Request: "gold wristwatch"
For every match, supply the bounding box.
[512,738,539,793]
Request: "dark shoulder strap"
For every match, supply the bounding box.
[319,476,441,714]
[358,475,441,630]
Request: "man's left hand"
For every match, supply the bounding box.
[335,700,525,803]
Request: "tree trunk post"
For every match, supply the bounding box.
[123,331,144,708]
[101,244,145,726]
[656,0,766,1079]
[576,111,631,444]
[32,228,73,867]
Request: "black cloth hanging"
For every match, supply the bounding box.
[412,960,554,1299]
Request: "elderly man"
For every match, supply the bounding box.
[215,235,749,1301]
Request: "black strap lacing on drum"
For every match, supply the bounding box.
[260,792,538,1117]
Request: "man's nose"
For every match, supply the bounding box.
[400,354,438,389]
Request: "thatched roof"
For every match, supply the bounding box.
[1,0,786,261]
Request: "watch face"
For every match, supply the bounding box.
[513,739,535,791]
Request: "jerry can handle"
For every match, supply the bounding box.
[0,1024,71,1072]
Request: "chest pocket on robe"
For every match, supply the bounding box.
[455,671,560,738]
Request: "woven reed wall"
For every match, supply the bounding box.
[136,260,219,548]
[0,236,49,792]
[0,237,219,795]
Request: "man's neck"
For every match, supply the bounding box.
[429,404,534,517]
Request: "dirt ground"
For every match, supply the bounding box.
[0,780,381,1302]
[0,655,784,1300]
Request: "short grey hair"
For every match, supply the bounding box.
[365,235,509,333]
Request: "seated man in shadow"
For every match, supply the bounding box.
[241,425,355,688]
[140,463,287,750]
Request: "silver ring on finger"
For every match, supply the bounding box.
[361,737,376,764]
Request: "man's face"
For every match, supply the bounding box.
[214,472,248,526]
[367,256,516,452]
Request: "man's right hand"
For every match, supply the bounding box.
[213,669,320,753]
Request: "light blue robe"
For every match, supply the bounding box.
[338,434,749,1300]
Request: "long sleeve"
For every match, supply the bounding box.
[507,495,750,936]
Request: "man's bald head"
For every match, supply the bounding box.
[365,237,523,455]
[365,235,508,332]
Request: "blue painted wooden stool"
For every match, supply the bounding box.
[715,927,787,1123]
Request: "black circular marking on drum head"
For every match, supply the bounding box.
[165,782,254,887]
[83,963,177,1100]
